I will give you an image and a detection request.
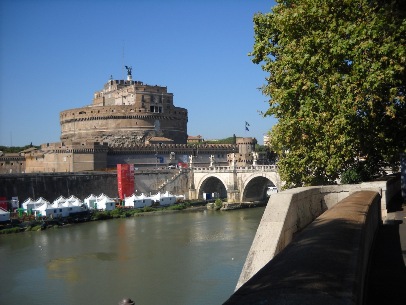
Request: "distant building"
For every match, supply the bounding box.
[227,137,256,167]
[187,135,204,143]
[24,141,108,173]
[263,134,270,146]
[0,151,25,174]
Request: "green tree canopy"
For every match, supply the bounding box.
[251,0,406,187]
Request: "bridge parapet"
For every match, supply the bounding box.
[192,165,277,173]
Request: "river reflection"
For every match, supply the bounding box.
[0,207,264,305]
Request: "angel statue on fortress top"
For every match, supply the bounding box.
[125,66,132,76]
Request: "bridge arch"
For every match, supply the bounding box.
[240,173,279,203]
[190,166,281,203]
[196,174,228,199]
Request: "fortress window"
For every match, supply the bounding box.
[150,106,162,113]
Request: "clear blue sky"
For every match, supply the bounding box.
[0,0,277,147]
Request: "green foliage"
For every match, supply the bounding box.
[142,206,156,213]
[251,0,406,187]
[25,225,42,231]
[166,203,187,211]
[91,211,112,220]
[214,198,223,208]
[110,208,132,218]
[202,137,236,144]
[0,144,39,153]
[31,225,43,231]
[0,227,21,234]
[341,168,362,184]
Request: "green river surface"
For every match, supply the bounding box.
[0,207,265,305]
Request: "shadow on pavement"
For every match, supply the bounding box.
[365,200,406,305]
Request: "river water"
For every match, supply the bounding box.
[0,207,264,305]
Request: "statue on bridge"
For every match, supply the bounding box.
[209,155,215,168]
[253,151,258,166]
[230,153,236,168]
[189,155,193,168]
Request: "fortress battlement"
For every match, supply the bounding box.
[60,105,187,123]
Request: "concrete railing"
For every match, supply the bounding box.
[224,190,381,305]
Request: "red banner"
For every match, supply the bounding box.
[117,164,135,200]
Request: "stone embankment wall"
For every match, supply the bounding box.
[224,191,381,305]
[0,172,118,202]
[133,169,190,196]
[235,174,400,291]
[0,170,191,203]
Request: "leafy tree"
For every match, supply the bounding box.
[251,0,406,187]
[202,136,239,144]
[0,144,39,154]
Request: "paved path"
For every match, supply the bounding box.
[365,198,406,305]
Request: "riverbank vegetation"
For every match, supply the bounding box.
[0,200,207,235]
[91,201,199,220]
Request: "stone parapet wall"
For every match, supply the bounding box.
[236,177,400,290]
[60,105,187,123]
[225,191,381,305]
[0,172,118,202]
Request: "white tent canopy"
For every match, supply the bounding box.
[22,198,36,210]
[64,195,84,208]
[84,194,97,209]
[124,194,153,208]
[150,191,177,206]
[95,193,116,211]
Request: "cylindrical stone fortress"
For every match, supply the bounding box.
[60,77,188,146]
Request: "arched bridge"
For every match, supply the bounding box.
[188,165,281,203]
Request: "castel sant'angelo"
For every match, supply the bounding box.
[60,66,188,146]
[1,67,259,174]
